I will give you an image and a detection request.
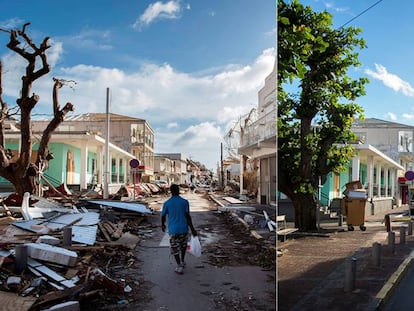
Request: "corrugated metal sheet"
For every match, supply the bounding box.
[71,225,98,245]
[48,212,100,227]
[88,200,152,214]
[12,212,99,245]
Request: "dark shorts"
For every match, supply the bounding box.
[169,233,188,256]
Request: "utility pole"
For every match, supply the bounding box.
[104,87,110,199]
[221,143,224,188]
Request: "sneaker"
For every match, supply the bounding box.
[180,261,186,268]
[175,266,184,274]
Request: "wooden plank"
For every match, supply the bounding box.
[26,243,78,267]
[250,230,263,240]
[111,222,125,239]
[0,291,36,311]
[277,228,299,235]
[223,196,243,204]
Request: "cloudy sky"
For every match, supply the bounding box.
[0,0,276,170]
[299,0,414,125]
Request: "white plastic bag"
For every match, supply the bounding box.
[187,235,202,257]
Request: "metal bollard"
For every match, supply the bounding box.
[15,244,27,274]
[63,227,72,246]
[372,242,381,267]
[384,215,391,232]
[344,257,357,292]
[400,227,406,244]
[388,231,395,254]
[338,214,343,227]
[409,221,413,236]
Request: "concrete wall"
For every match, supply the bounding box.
[279,196,397,224]
[367,197,395,217]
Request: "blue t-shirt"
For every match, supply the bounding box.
[161,195,190,234]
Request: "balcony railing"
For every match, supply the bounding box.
[241,107,276,148]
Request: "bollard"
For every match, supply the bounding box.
[400,227,406,244]
[338,214,343,227]
[409,221,413,236]
[344,257,357,292]
[388,231,395,254]
[63,227,72,246]
[15,244,27,274]
[384,215,391,232]
[372,242,381,267]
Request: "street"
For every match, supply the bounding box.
[381,258,414,311]
[130,191,276,310]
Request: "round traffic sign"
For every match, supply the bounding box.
[405,170,414,181]
[129,159,140,168]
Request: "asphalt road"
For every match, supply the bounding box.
[132,191,276,311]
[381,260,414,311]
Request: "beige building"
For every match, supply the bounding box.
[154,153,189,185]
[351,118,414,206]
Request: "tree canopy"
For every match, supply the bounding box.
[277,0,369,230]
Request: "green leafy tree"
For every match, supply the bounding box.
[278,0,369,231]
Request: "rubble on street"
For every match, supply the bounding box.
[0,190,157,311]
[0,186,276,310]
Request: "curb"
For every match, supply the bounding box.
[370,249,414,310]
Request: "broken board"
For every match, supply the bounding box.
[88,200,153,214]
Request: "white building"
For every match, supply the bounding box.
[239,61,276,205]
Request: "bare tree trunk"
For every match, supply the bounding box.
[293,192,317,231]
[0,23,74,196]
[36,78,74,169]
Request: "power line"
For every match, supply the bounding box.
[340,0,385,28]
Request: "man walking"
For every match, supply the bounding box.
[161,184,198,274]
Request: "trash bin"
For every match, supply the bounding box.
[341,180,367,231]
[342,198,366,231]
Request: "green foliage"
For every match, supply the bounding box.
[277,0,369,201]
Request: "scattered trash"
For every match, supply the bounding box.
[0,189,156,310]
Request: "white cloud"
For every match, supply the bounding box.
[156,122,223,169]
[386,112,397,121]
[167,122,178,128]
[365,64,414,97]
[1,41,275,169]
[177,122,221,145]
[403,113,414,120]
[61,29,113,51]
[0,18,25,29]
[133,0,187,30]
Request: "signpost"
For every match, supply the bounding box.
[129,159,140,200]
[405,170,414,216]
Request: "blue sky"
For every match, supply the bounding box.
[0,0,276,170]
[298,0,414,126]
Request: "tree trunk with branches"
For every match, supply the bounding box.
[0,23,74,195]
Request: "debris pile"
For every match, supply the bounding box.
[203,208,276,271]
[0,192,154,310]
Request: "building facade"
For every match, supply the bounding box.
[155,153,189,185]
[4,130,135,194]
[32,113,155,182]
[351,118,414,206]
[239,61,276,205]
[238,60,405,217]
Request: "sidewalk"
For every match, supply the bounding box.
[277,205,414,311]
